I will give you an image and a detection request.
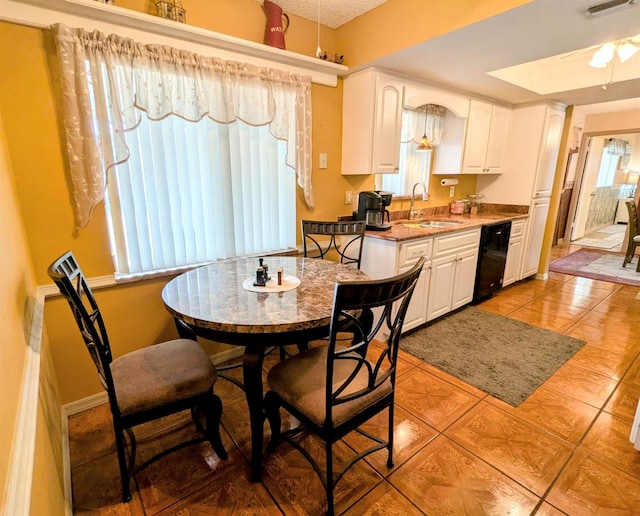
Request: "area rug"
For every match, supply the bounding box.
[400,307,585,406]
[549,248,640,287]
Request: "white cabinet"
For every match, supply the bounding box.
[461,100,511,174]
[426,229,481,321]
[503,219,526,287]
[342,69,403,175]
[533,109,565,197]
[521,199,550,278]
[360,236,432,332]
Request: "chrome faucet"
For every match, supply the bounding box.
[409,182,429,220]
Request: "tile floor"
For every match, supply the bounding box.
[571,223,627,252]
[68,241,640,515]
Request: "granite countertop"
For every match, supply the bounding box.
[162,256,368,335]
[366,211,529,242]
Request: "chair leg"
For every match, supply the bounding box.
[387,404,395,468]
[113,424,132,503]
[264,391,281,452]
[326,441,335,516]
[203,393,228,460]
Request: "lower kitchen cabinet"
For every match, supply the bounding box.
[427,232,480,321]
[362,227,481,330]
[361,236,432,333]
[503,218,526,287]
[399,259,431,331]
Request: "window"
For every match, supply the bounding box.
[376,141,431,195]
[105,114,296,277]
[53,23,312,255]
[596,148,620,187]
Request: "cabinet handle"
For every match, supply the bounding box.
[410,250,424,258]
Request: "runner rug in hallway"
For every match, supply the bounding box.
[549,248,640,287]
[400,307,585,406]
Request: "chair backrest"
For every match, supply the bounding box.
[301,220,366,269]
[324,256,425,425]
[626,201,638,237]
[48,251,114,392]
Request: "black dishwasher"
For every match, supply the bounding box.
[473,221,512,302]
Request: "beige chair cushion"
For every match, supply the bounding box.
[111,339,216,416]
[267,345,391,427]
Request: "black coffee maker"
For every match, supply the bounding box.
[354,191,392,230]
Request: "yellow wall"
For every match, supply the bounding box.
[0,102,64,512]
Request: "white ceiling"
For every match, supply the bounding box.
[280,0,640,112]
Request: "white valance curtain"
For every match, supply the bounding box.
[53,23,313,228]
[401,104,446,146]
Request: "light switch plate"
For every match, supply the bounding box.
[319,153,328,169]
[345,190,352,204]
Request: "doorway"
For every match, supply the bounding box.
[563,132,639,248]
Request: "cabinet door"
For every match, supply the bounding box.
[372,75,403,174]
[521,198,550,278]
[503,238,522,287]
[503,220,525,287]
[461,100,492,174]
[451,247,479,309]
[427,254,456,321]
[484,105,511,174]
[533,110,565,197]
[400,261,431,332]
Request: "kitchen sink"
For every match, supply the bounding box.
[403,220,466,229]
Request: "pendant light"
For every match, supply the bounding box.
[416,105,433,152]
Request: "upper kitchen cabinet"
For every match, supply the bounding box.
[461,100,511,174]
[403,84,469,177]
[476,102,566,206]
[342,69,403,175]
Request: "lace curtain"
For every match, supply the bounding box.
[53,23,313,228]
[401,104,446,146]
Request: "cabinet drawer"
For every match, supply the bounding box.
[399,238,432,266]
[510,219,525,239]
[433,229,480,257]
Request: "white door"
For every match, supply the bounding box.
[503,237,523,287]
[571,137,602,241]
[484,105,511,174]
[427,254,456,321]
[521,198,551,278]
[451,248,479,309]
[461,100,491,174]
[372,76,403,174]
[400,262,431,332]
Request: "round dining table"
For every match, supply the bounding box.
[161,256,368,481]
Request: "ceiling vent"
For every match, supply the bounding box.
[585,0,636,17]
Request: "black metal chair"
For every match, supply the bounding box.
[622,200,640,271]
[48,251,227,502]
[301,220,366,268]
[264,257,425,516]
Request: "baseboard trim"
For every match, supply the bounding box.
[3,291,44,516]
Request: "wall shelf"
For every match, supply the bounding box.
[2,0,347,86]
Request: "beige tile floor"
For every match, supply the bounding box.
[68,241,640,515]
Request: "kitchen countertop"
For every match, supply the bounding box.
[365,212,529,242]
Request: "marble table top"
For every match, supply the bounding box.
[162,256,368,336]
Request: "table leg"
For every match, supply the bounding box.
[242,346,266,482]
